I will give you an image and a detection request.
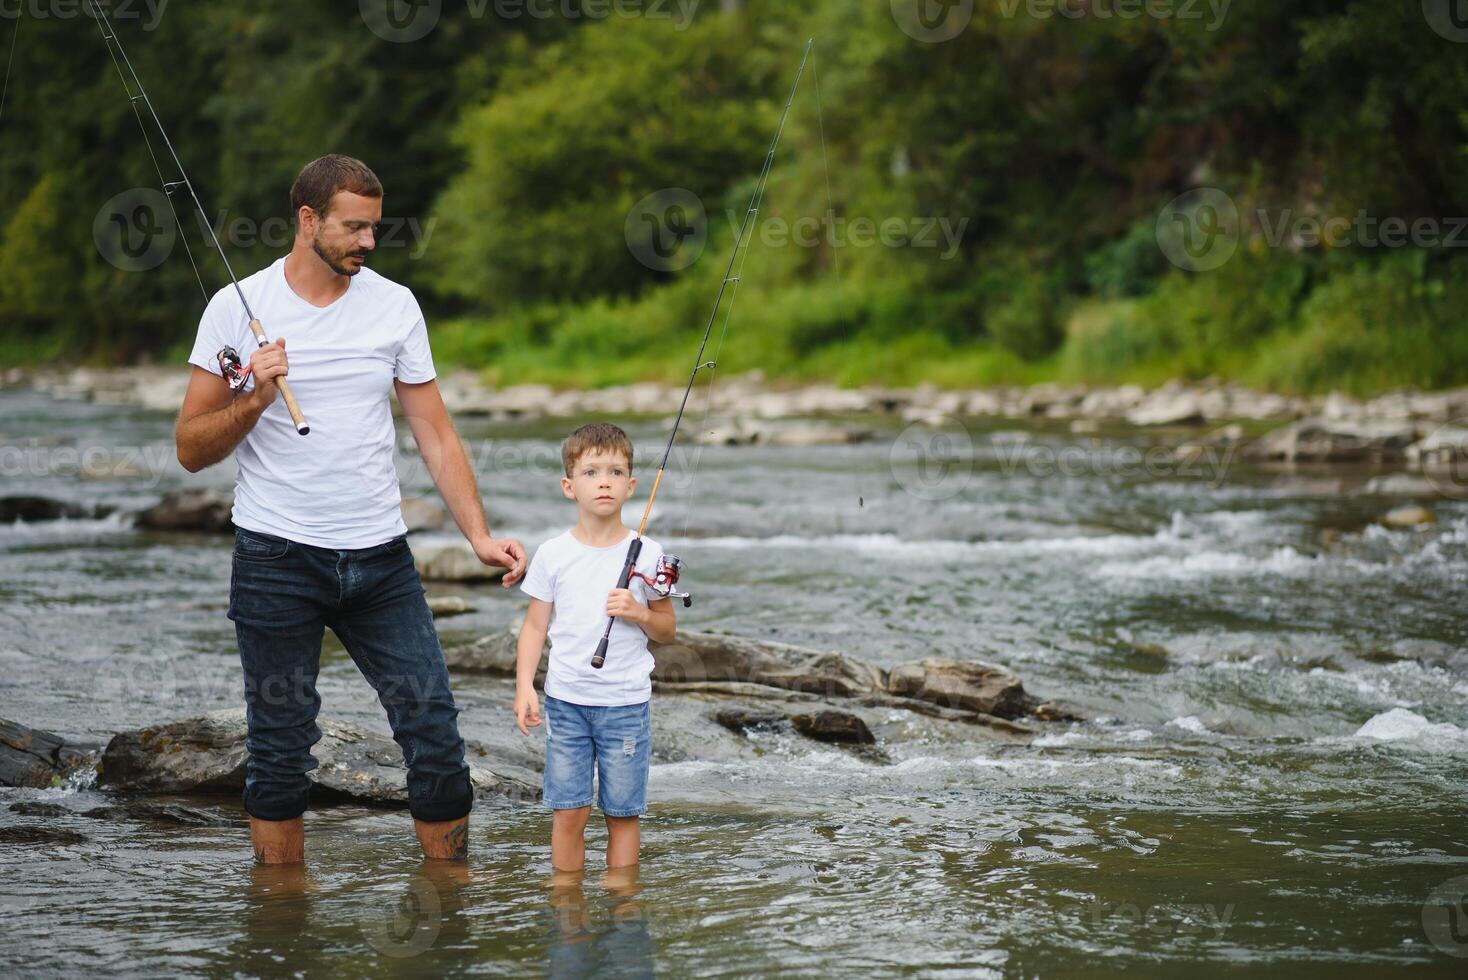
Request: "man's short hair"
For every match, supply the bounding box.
[290,154,383,224]
[562,423,634,477]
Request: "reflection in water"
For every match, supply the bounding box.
[547,866,655,979]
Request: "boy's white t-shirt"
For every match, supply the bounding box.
[186,256,435,549]
[520,529,665,706]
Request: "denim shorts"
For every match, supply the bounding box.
[227,526,473,823]
[542,695,651,817]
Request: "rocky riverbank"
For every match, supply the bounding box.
[6,365,1468,475]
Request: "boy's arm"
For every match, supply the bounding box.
[606,591,677,645]
[514,598,552,734]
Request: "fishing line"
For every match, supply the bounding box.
[592,39,817,669]
[0,7,19,125]
[84,0,310,433]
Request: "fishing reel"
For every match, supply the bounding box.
[630,554,692,607]
[216,346,252,392]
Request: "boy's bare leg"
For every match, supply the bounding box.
[415,815,470,860]
[552,806,591,871]
[605,815,639,869]
[251,815,305,865]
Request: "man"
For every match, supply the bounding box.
[175,154,525,865]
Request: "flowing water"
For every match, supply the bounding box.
[2,385,1467,977]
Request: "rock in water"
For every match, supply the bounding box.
[426,596,474,618]
[414,542,508,582]
[401,497,448,533]
[0,718,100,788]
[886,658,1038,719]
[97,710,536,805]
[1382,505,1436,528]
[136,489,235,533]
[790,711,876,745]
[0,496,103,523]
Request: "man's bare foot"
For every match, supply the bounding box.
[250,815,305,865]
[414,815,469,860]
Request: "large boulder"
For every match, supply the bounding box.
[0,718,100,788]
[648,631,887,698]
[712,707,875,745]
[96,710,536,805]
[136,489,235,533]
[886,658,1038,719]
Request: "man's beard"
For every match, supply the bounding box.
[313,235,369,277]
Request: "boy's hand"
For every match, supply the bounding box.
[606,588,647,624]
[472,534,527,587]
[514,687,541,735]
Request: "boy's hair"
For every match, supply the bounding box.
[562,423,634,477]
[290,154,383,224]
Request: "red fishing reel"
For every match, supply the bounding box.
[216,346,252,392]
[629,554,691,607]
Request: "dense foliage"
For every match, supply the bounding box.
[1,0,1464,394]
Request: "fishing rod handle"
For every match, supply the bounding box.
[590,537,643,670]
[246,319,311,436]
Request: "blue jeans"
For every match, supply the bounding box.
[542,695,651,817]
[227,526,472,823]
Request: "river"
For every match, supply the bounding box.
[1,384,1466,976]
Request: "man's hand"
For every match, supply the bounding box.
[605,588,647,625]
[514,686,541,735]
[249,337,289,407]
[472,534,527,587]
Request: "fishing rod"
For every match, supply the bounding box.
[591,38,815,670]
[85,0,311,435]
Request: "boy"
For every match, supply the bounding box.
[514,423,676,871]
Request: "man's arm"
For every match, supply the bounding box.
[395,377,527,586]
[175,339,289,473]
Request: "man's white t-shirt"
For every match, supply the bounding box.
[186,256,435,549]
[519,529,665,706]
